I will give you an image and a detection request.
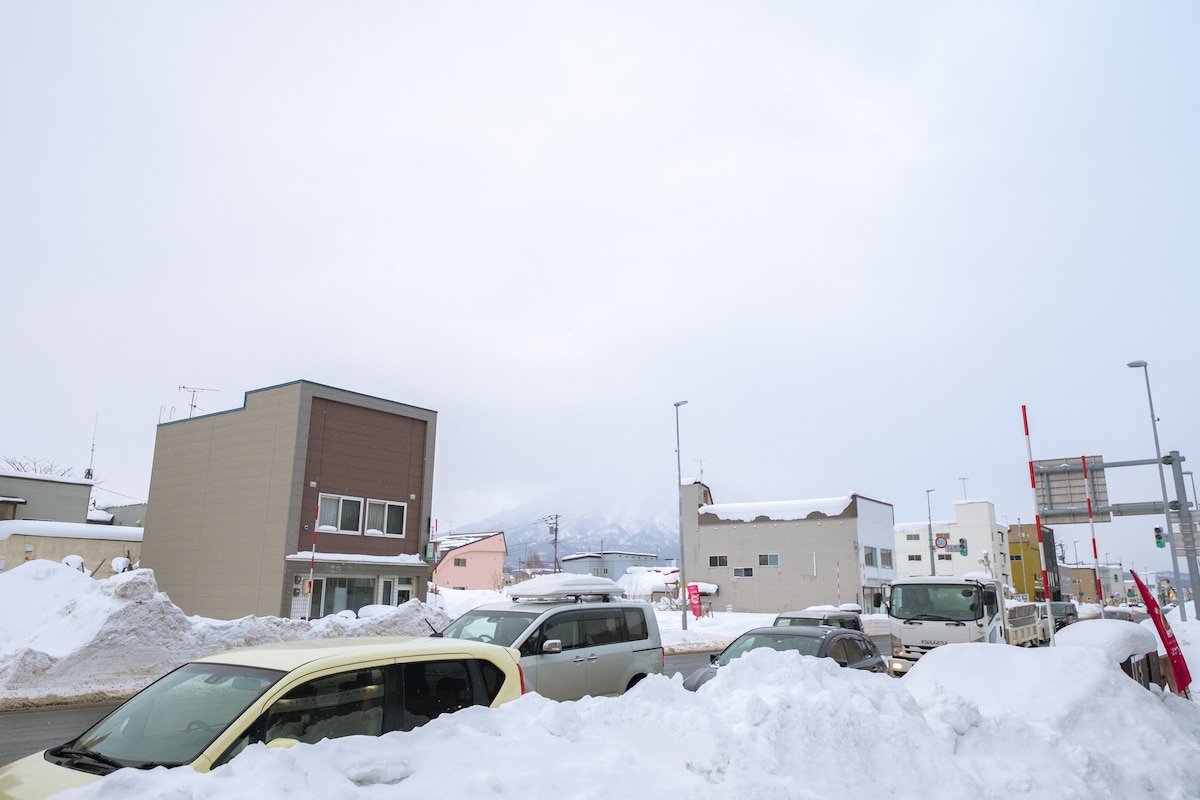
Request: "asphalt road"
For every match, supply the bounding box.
[0,703,117,768]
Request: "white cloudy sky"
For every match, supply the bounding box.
[3,4,1198,573]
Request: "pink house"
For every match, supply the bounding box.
[431,532,507,591]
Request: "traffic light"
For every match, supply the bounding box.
[1155,527,1165,548]
[958,537,968,556]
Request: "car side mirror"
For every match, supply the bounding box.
[541,639,563,654]
[872,593,882,608]
[709,654,719,664]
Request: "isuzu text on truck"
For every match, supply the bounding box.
[874,573,1007,676]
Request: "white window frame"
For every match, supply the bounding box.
[734,567,754,578]
[758,553,779,567]
[318,493,364,535]
[863,547,877,567]
[905,533,920,541]
[364,499,408,538]
[453,557,467,567]
[880,549,893,569]
[907,554,922,562]
[709,555,729,568]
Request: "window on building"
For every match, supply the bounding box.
[365,500,407,537]
[709,555,729,567]
[1011,554,1023,561]
[863,547,877,567]
[880,550,893,568]
[734,567,754,578]
[907,554,922,562]
[937,553,953,562]
[318,494,363,534]
[453,557,467,567]
[906,533,920,541]
[758,554,779,567]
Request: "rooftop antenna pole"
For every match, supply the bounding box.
[178,385,219,418]
[85,413,99,480]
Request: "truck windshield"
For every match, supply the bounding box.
[891,584,983,622]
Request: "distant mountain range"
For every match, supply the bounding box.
[445,490,682,570]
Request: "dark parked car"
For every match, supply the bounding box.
[1050,601,1079,630]
[682,626,889,691]
[772,609,863,631]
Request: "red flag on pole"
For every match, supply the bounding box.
[1132,569,1191,696]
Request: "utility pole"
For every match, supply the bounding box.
[926,489,936,577]
[548,514,560,573]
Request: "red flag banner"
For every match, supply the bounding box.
[687,583,703,619]
[1132,569,1191,695]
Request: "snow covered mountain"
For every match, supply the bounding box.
[444,488,682,569]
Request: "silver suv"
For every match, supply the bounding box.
[437,595,663,701]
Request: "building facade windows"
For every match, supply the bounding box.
[907,554,922,562]
[863,547,877,567]
[734,567,754,578]
[365,500,407,537]
[319,494,363,534]
[906,533,920,541]
[453,557,467,567]
[709,555,729,567]
[880,549,893,569]
[758,553,779,567]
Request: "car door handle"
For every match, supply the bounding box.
[572,654,598,663]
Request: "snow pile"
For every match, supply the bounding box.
[0,561,450,709]
[54,646,1200,800]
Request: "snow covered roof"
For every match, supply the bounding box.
[87,508,114,523]
[0,469,93,487]
[284,551,426,566]
[561,551,657,561]
[0,520,143,542]
[700,496,854,522]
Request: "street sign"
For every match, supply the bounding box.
[935,535,948,550]
[1032,456,1112,523]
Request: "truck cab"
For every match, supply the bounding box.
[875,574,1004,676]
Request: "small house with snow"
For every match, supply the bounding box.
[681,482,896,614]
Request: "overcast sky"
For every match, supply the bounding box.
[4,3,1198,577]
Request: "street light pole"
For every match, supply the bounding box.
[926,489,936,577]
[674,400,689,631]
[1127,360,1187,621]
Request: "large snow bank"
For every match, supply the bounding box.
[0,561,450,709]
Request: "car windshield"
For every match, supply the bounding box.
[715,633,823,667]
[891,584,984,622]
[66,662,282,769]
[438,609,539,647]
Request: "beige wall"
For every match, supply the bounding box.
[143,384,304,618]
[1,536,141,578]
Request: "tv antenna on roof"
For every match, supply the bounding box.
[179,385,218,418]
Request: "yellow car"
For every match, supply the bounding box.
[0,637,524,799]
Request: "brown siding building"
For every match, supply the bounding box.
[142,381,435,619]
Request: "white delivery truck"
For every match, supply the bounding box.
[874,573,1006,676]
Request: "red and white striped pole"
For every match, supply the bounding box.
[1022,405,1057,645]
[1081,456,1105,604]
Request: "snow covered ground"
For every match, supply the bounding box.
[3,561,1200,799]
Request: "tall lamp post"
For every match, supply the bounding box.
[674,400,689,631]
[926,489,936,577]
[1127,360,1187,621]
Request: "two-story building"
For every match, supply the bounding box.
[894,500,1011,588]
[141,380,436,620]
[431,532,507,591]
[681,482,895,614]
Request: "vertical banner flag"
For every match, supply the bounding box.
[687,583,703,619]
[1132,569,1191,696]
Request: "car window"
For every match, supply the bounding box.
[624,607,649,641]
[540,610,584,650]
[265,667,385,745]
[840,637,871,664]
[826,639,852,664]
[72,662,281,769]
[400,659,476,729]
[582,610,624,646]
